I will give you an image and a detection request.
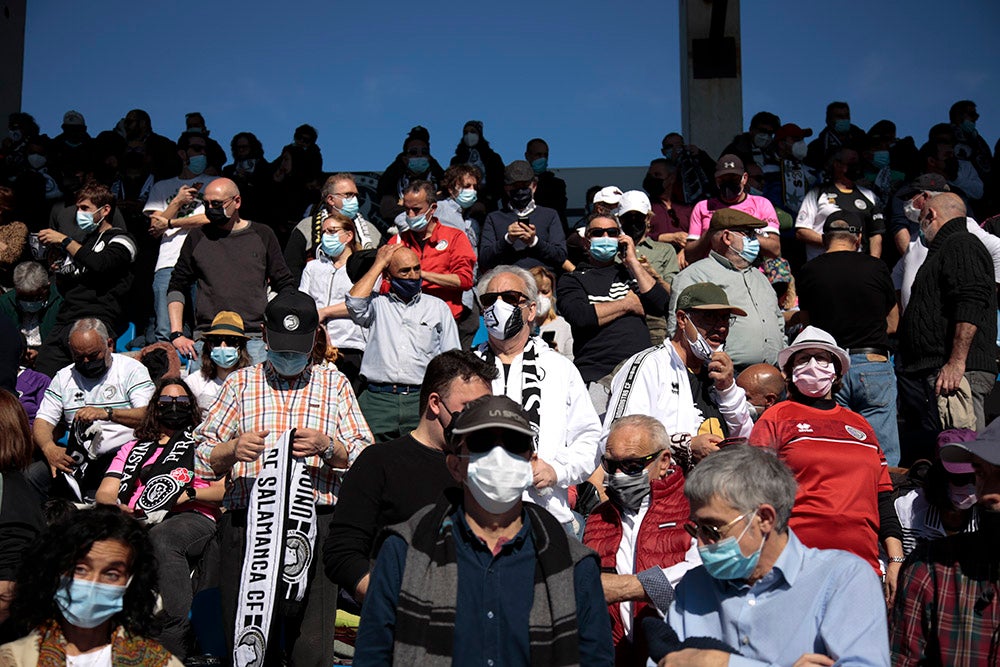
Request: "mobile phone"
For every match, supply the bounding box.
[542,330,556,345]
[617,242,627,257]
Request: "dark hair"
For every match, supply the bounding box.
[949,100,976,123]
[825,101,850,122]
[0,186,14,215]
[750,111,780,130]
[0,389,33,470]
[294,124,318,143]
[8,112,39,138]
[199,336,251,381]
[75,181,114,209]
[419,350,498,414]
[585,211,620,228]
[781,352,844,400]
[441,164,481,194]
[132,377,201,443]
[230,132,264,160]
[402,180,437,205]
[10,505,160,636]
[177,131,206,152]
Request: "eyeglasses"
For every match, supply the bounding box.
[207,335,245,347]
[479,290,528,307]
[462,430,533,455]
[601,451,661,476]
[333,191,359,199]
[587,227,621,238]
[684,509,753,542]
[793,352,833,368]
[157,395,191,407]
[405,148,430,157]
[204,196,235,208]
[688,311,737,328]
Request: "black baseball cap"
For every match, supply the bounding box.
[449,395,535,453]
[264,290,319,354]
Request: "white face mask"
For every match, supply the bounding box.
[904,199,922,224]
[791,140,808,161]
[466,446,533,514]
[483,299,525,340]
[536,295,552,319]
[684,318,720,362]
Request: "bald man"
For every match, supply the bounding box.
[348,243,460,441]
[899,193,997,456]
[168,178,295,366]
[736,363,786,420]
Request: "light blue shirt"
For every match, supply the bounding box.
[665,530,889,667]
[346,290,460,385]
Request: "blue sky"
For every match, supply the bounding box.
[21,0,1000,171]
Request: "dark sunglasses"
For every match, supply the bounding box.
[683,510,753,542]
[207,335,245,348]
[463,430,533,455]
[157,395,191,407]
[587,227,621,238]
[601,451,660,476]
[480,290,527,308]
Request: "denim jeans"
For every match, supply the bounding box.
[151,267,174,343]
[150,512,218,660]
[835,354,900,466]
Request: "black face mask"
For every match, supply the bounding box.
[943,157,959,181]
[719,180,742,202]
[844,164,863,182]
[75,357,107,379]
[642,174,665,198]
[620,214,647,243]
[158,405,193,430]
[509,188,533,209]
[205,205,229,225]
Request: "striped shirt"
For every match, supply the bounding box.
[194,362,373,509]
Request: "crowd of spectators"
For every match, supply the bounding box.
[0,98,998,665]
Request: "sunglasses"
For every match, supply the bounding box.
[207,336,245,347]
[587,227,621,238]
[157,395,191,407]
[684,509,753,542]
[601,451,661,476]
[462,430,533,455]
[480,290,527,308]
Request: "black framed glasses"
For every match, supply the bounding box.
[587,227,621,238]
[207,335,245,347]
[480,290,528,308]
[601,451,661,476]
[684,509,753,542]
[204,196,235,208]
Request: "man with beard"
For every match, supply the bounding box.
[167,178,294,366]
[684,155,781,264]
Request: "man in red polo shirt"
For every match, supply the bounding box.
[389,180,476,336]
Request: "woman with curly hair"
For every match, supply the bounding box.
[0,504,183,665]
[94,377,223,660]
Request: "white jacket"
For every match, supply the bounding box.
[475,337,602,523]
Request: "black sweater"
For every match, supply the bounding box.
[900,217,997,374]
[323,435,458,593]
[55,226,136,330]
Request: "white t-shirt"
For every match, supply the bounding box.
[300,252,368,351]
[36,354,155,455]
[67,644,112,667]
[184,371,226,411]
[144,176,216,272]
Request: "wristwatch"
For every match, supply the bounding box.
[184,486,196,500]
[60,237,72,250]
[888,556,906,564]
[105,407,114,420]
[322,436,337,460]
[169,331,183,342]
[166,218,174,229]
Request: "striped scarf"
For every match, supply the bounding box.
[385,491,593,666]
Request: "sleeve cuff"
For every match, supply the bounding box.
[166,290,186,305]
[636,567,675,612]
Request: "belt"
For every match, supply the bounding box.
[848,347,888,357]
[367,382,421,395]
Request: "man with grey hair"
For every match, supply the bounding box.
[583,414,699,665]
[473,264,601,534]
[31,318,155,500]
[658,445,889,666]
[0,261,63,364]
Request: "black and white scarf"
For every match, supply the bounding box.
[117,428,197,514]
[233,429,316,667]
[481,338,543,440]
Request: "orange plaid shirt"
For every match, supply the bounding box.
[194,363,373,509]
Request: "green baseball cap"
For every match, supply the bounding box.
[676,282,747,316]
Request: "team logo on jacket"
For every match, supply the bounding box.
[854,199,868,210]
[796,422,813,433]
[845,425,867,441]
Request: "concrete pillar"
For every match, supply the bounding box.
[679,0,742,160]
[0,0,26,127]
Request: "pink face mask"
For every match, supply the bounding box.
[792,358,837,398]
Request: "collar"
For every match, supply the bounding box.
[709,250,741,271]
[928,217,969,251]
[388,291,422,306]
[764,528,803,587]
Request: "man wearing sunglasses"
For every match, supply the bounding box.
[655,445,889,666]
[473,265,601,535]
[668,208,785,370]
[356,395,613,666]
[557,212,670,413]
[583,415,699,666]
[167,178,296,368]
[605,282,753,473]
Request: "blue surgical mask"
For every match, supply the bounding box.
[337,196,359,218]
[55,576,127,629]
[530,157,548,175]
[589,237,619,262]
[833,119,851,134]
[456,188,477,209]
[76,209,98,232]
[210,345,240,369]
[320,232,346,258]
[737,235,760,264]
[406,212,429,231]
[408,157,429,174]
[871,150,890,169]
[267,350,310,377]
[18,298,46,313]
[390,276,422,302]
[961,120,977,136]
[697,510,764,580]
[187,154,207,175]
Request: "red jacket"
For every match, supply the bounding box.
[389,220,475,318]
[584,469,691,666]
